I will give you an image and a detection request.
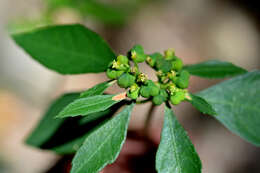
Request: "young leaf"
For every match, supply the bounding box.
[198,70,260,146]
[26,92,80,147]
[12,24,115,74]
[156,106,202,173]
[71,104,134,173]
[184,60,247,78]
[80,80,115,98]
[56,93,126,118]
[188,94,216,115]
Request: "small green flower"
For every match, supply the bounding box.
[146,53,162,67]
[164,48,175,60]
[117,73,136,88]
[117,63,130,71]
[170,91,186,105]
[117,55,129,65]
[152,95,165,105]
[140,86,151,98]
[130,45,147,63]
[147,80,160,96]
[106,69,117,79]
[106,69,124,79]
[156,58,172,73]
[172,58,183,71]
[176,70,190,89]
[127,83,140,100]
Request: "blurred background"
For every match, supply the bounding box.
[0,0,260,172]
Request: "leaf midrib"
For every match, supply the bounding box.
[168,114,183,173]
[64,97,114,113]
[74,124,118,172]
[21,37,104,65]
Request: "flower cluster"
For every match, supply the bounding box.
[106,45,191,105]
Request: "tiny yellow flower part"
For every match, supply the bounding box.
[164,48,175,60]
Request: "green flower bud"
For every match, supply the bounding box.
[152,95,165,105]
[140,86,150,98]
[116,70,124,78]
[149,86,160,96]
[146,80,160,96]
[127,84,140,100]
[117,55,129,65]
[159,89,169,99]
[117,73,136,88]
[155,58,172,73]
[127,89,139,100]
[106,69,117,79]
[130,45,146,63]
[170,91,186,105]
[176,70,190,89]
[117,64,130,71]
[164,48,175,60]
[146,53,162,67]
[172,58,183,71]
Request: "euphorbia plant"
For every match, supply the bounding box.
[11,24,260,173]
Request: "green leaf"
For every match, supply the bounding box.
[45,0,131,25]
[56,93,126,118]
[188,94,216,115]
[52,133,87,154]
[26,92,80,147]
[184,60,247,78]
[78,1,128,25]
[45,0,73,10]
[80,80,115,98]
[71,104,134,173]
[12,24,115,74]
[156,106,202,173]
[50,101,127,154]
[198,71,260,146]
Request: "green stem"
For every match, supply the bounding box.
[136,99,150,104]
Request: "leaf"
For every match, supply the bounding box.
[184,60,247,78]
[12,24,115,74]
[25,92,80,147]
[71,104,134,173]
[78,1,128,25]
[156,106,202,173]
[79,80,115,98]
[56,93,126,118]
[45,0,131,25]
[188,94,216,115]
[52,133,87,154]
[49,101,127,154]
[198,71,260,146]
[26,81,120,150]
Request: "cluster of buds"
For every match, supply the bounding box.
[106,45,191,105]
